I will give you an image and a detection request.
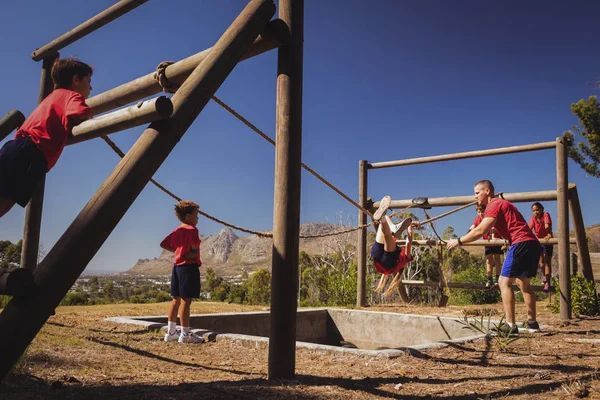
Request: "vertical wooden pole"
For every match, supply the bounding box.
[21,55,58,271]
[0,0,275,381]
[568,186,594,281]
[556,136,571,320]
[268,0,303,381]
[357,160,368,307]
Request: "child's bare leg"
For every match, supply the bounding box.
[493,254,502,277]
[485,255,493,279]
[167,297,181,324]
[179,298,193,328]
[375,215,397,252]
[383,273,401,297]
[375,274,388,292]
[0,197,16,219]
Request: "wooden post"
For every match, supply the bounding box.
[556,136,571,320]
[67,96,173,145]
[21,55,58,272]
[32,0,148,61]
[571,253,578,276]
[356,160,368,307]
[0,110,25,141]
[0,268,34,297]
[568,186,594,281]
[0,0,275,381]
[268,0,302,381]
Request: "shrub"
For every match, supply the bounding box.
[450,266,501,305]
[551,274,599,316]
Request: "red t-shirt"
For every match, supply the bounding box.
[472,215,489,240]
[160,224,202,266]
[529,212,552,239]
[15,89,91,171]
[483,198,536,245]
[374,247,412,275]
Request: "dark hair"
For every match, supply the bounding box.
[51,57,93,89]
[531,202,544,211]
[475,180,495,194]
[476,204,486,212]
[174,200,199,222]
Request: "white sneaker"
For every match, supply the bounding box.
[178,332,205,344]
[392,218,412,236]
[373,196,391,222]
[164,329,180,342]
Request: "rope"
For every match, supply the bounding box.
[154,61,375,220]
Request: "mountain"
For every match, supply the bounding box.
[125,223,357,276]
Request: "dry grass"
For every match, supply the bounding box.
[1,300,600,399]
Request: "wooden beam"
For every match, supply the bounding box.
[373,185,576,209]
[0,110,25,141]
[369,141,557,169]
[556,136,571,320]
[357,160,368,308]
[568,186,595,281]
[0,0,276,382]
[269,0,303,381]
[400,280,552,292]
[0,268,34,297]
[86,20,285,116]
[403,238,576,246]
[21,55,58,272]
[32,0,148,61]
[67,96,173,145]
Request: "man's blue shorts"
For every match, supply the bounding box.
[170,264,201,299]
[501,240,540,279]
[0,137,47,207]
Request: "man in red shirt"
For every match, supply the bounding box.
[529,202,553,292]
[0,58,92,218]
[447,180,540,336]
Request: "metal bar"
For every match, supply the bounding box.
[373,185,576,209]
[268,0,302,381]
[568,186,594,281]
[32,0,149,61]
[357,160,368,308]
[369,141,557,169]
[401,280,552,292]
[67,96,173,145]
[0,0,276,382]
[20,55,58,272]
[86,20,285,116]
[0,110,25,141]
[556,136,571,320]
[404,238,576,246]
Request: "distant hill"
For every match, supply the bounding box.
[125,223,358,277]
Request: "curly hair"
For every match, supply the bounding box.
[174,200,199,222]
[51,57,93,89]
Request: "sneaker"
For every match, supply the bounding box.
[492,323,519,337]
[520,321,541,332]
[542,281,550,292]
[164,329,180,342]
[178,332,205,344]
[391,218,412,236]
[372,196,391,222]
[485,278,494,289]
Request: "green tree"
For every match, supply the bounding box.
[0,240,22,269]
[245,269,271,305]
[564,96,600,177]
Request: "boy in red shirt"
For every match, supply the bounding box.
[529,202,553,292]
[447,180,540,336]
[0,58,92,218]
[161,200,204,344]
[468,204,503,288]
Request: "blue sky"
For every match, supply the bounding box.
[1,1,599,274]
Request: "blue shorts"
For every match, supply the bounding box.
[540,244,553,257]
[485,246,503,256]
[0,137,47,207]
[371,242,400,269]
[501,241,540,278]
[170,264,201,299]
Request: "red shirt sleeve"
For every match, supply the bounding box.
[65,93,91,124]
[160,233,173,249]
[483,200,500,219]
[543,212,552,226]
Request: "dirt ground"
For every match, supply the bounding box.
[1,299,599,399]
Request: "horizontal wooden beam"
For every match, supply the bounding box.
[32,0,148,61]
[374,184,576,209]
[67,96,173,145]
[86,19,286,116]
[401,279,552,292]
[369,141,557,169]
[0,110,25,141]
[402,238,576,246]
